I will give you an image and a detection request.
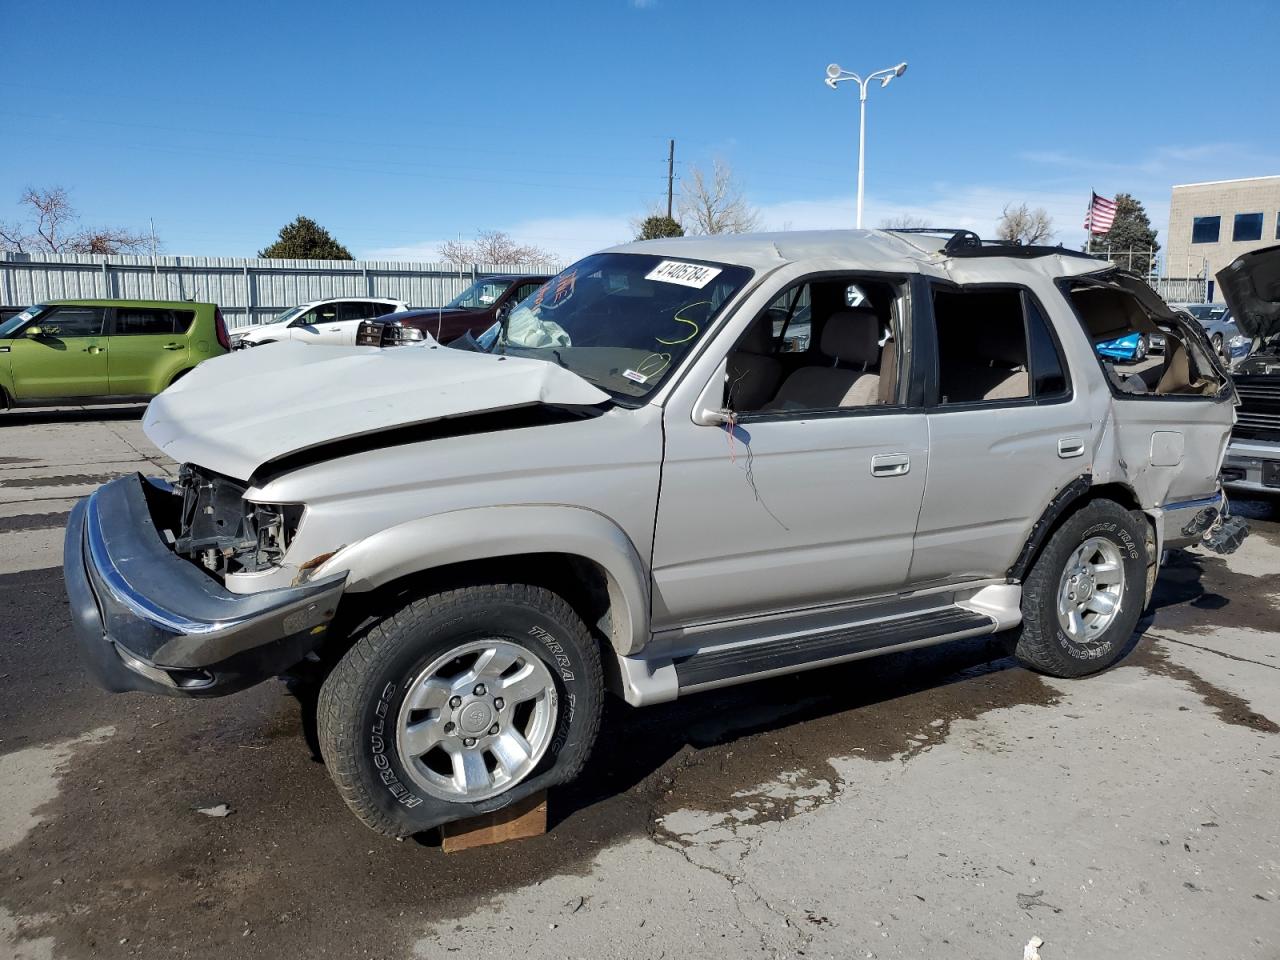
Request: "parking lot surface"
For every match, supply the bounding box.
[2,407,1278,960]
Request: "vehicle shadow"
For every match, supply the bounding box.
[1,405,145,426]
[284,545,1255,843]
[542,634,1037,833]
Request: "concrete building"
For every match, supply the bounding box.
[1165,175,1280,302]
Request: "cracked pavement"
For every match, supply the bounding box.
[1,407,1278,959]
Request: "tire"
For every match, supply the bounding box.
[1133,335,1148,362]
[317,583,603,837]
[1211,333,1224,358]
[1010,499,1147,678]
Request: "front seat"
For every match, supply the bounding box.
[763,308,881,410]
[726,316,783,411]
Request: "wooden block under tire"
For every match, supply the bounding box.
[440,790,547,852]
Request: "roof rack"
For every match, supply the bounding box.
[887,227,1104,261]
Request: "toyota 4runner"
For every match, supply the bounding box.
[64,229,1248,837]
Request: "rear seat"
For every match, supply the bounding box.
[764,309,882,410]
[939,324,1028,403]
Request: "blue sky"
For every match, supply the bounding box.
[3,0,1278,264]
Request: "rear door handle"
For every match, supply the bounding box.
[871,453,911,477]
[1058,436,1085,458]
[328,326,342,332]
[162,343,183,351]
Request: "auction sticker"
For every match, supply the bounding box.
[645,260,722,288]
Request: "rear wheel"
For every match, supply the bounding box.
[1133,334,1149,361]
[317,583,603,836]
[1010,500,1147,678]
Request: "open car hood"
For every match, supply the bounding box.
[143,342,610,480]
[1218,244,1280,341]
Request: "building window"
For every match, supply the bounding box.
[1233,212,1264,242]
[1191,216,1220,244]
[1275,213,1280,240]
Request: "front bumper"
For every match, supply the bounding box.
[63,474,346,697]
[1222,438,1280,496]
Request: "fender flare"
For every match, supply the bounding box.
[312,504,651,655]
[1006,474,1092,581]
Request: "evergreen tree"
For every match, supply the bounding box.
[636,215,685,240]
[1097,193,1159,275]
[259,216,353,260]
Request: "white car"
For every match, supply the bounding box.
[232,297,410,348]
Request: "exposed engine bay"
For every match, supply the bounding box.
[168,464,302,577]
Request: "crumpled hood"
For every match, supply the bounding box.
[143,342,610,480]
[1218,244,1280,340]
[238,320,290,341]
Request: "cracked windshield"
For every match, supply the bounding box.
[498,252,752,398]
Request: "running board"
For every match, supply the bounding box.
[672,606,997,693]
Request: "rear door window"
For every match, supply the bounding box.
[113,307,194,335]
[338,302,380,322]
[931,286,1068,406]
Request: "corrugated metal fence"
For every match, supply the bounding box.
[0,252,561,329]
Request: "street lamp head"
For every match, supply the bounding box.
[894,61,908,76]
[826,63,842,79]
[825,77,839,89]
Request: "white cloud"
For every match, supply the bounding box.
[757,184,1095,248]
[363,137,1280,267]
[364,213,635,265]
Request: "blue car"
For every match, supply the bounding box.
[1096,331,1151,362]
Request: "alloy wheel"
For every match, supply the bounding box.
[396,639,557,802]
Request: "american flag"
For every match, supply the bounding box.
[1084,192,1117,235]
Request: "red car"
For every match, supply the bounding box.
[357,274,550,347]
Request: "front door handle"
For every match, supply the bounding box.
[162,343,183,351]
[84,345,102,355]
[871,453,911,477]
[1058,436,1085,458]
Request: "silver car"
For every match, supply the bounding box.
[64,229,1245,836]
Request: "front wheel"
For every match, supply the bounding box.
[1010,500,1148,678]
[317,583,603,837]
[1211,333,1224,358]
[1133,334,1149,361]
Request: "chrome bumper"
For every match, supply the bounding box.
[1222,438,1280,496]
[63,474,346,697]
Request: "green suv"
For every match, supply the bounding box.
[0,299,229,408]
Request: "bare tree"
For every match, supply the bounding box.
[439,230,556,266]
[679,159,760,235]
[879,214,931,230]
[996,202,1055,245]
[0,186,151,255]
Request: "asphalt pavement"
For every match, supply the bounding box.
[1,406,1278,960]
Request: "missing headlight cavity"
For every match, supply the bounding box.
[173,464,303,576]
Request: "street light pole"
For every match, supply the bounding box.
[825,61,908,229]
[857,85,867,229]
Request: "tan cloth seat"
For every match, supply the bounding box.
[878,337,898,404]
[1155,339,1192,394]
[764,309,881,410]
[726,316,783,411]
[939,322,1029,403]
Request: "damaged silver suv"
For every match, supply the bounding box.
[64,229,1248,837]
